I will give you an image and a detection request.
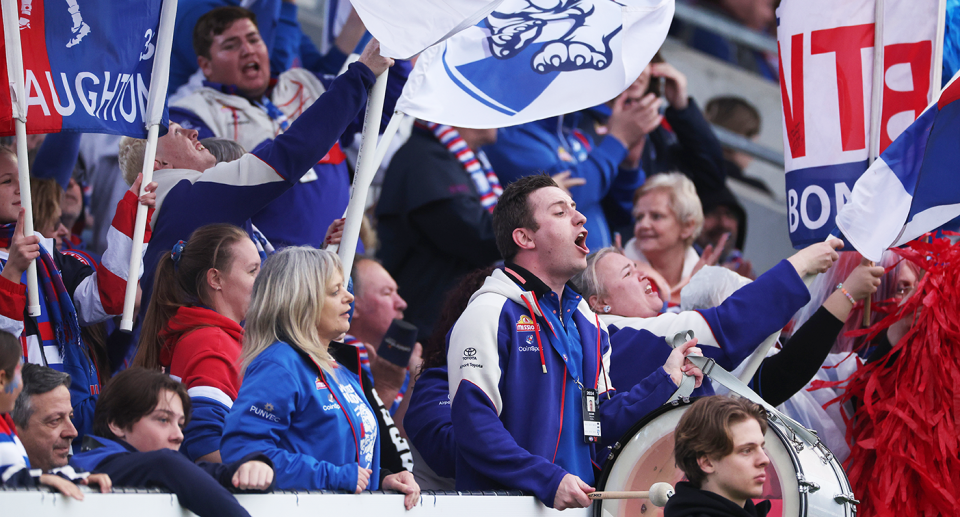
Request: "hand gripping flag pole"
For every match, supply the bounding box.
[2,0,40,316]
[120,0,179,331]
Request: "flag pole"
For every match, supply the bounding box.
[862,0,886,327]
[933,0,947,98]
[325,110,404,255]
[120,0,178,331]
[372,111,405,171]
[337,71,388,278]
[2,0,40,316]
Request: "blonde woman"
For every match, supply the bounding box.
[623,172,706,305]
[220,248,419,509]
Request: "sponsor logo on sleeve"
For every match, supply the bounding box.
[249,402,282,423]
[516,315,539,332]
[461,347,483,369]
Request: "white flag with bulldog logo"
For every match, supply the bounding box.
[396,0,675,129]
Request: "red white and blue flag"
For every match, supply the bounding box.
[0,0,168,137]
[777,0,943,248]
[836,71,960,262]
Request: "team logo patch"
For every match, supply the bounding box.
[526,335,534,345]
[516,315,539,332]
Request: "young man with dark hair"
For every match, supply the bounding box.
[666,396,771,517]
[70,368,274,517]
[442,174,703,509]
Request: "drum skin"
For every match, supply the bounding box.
[593,399,855,517]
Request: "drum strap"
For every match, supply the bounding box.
[666,332,697,403]
[685,354,822,446]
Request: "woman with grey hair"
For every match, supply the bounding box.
[623,172,705,305]
[220,248,420,509]
[200,138,246,163]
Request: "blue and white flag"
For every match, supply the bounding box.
[395,0,674,129]
[352,0,505,59]
[836,72,960,263]
[0,0,169,137]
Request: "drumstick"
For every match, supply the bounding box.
[588,482,675,507]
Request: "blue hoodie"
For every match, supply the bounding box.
[221,341,382,491]
[482,117,633,250]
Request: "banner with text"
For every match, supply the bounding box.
[0,0,166,137]
[778,0,941,247]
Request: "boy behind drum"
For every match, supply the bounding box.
[666,396,771,517]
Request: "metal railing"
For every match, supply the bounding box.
[710,124,784,167]
[673,2,778,54]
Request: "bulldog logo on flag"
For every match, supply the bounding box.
[397,0,674,129]
[445,0,621,116]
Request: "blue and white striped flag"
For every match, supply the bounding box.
[836,71,960,262]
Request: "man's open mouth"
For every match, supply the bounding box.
[575,230,589,253]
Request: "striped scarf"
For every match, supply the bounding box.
[0,223,82,358]
[250,224,275,262]
[418,121,502,212]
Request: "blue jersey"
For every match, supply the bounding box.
[221,342,381,491]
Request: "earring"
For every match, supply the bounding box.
[603,305,611,313]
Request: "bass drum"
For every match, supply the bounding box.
[593,399,856,517]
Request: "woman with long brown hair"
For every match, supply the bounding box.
[134,223,260,464]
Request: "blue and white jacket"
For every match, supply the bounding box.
[170,62,408,249]
[141,62,375,305]
[447,264,679,507]
[221,342,381,491]
[603,260,810,398]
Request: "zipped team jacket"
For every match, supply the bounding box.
[447,265,680,506]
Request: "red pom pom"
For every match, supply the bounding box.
[825,234,960,516]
